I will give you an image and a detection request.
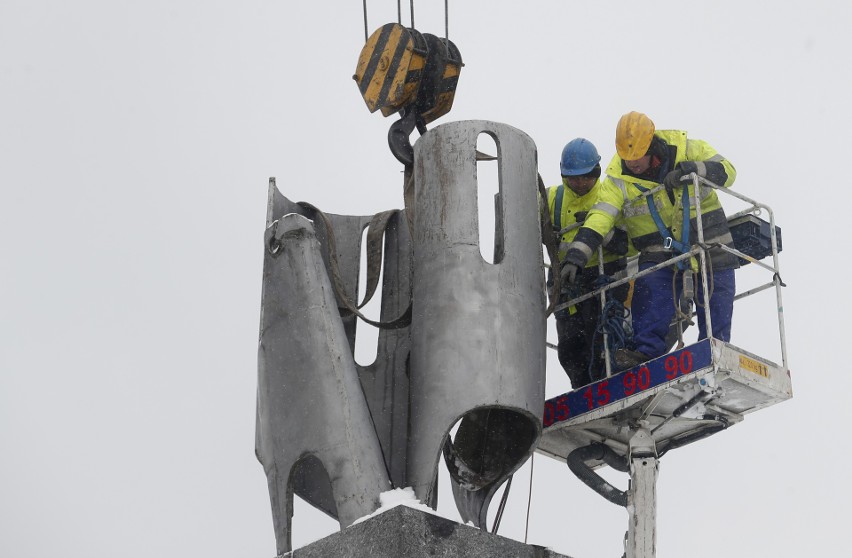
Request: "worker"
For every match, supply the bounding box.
[560,112,739,370]
[547,138,629,388]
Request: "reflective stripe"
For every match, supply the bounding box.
[694,161,707,176]
[689,189,713,204]
[643,244,674,253]
[708,154,724,163]
[573,241,595,260]
[558,222,583,236]
[591,201,620,218]
[612,178,629,202]
[602,229,614,244]
[623,203,651,218]
[687,187,714,203]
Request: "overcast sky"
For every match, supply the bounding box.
[2,1,850,557]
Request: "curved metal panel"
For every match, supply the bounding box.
[264,185,413,491]
[265,185,370,352]
[408,120,546,526]
[256,213,391,555]
[357,211,413,487]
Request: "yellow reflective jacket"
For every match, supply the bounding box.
[570,130,739,270]
[546,179,629,268]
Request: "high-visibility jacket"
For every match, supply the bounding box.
[546,178,629,269]
[568,130,739,270]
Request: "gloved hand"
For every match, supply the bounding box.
[664,161,701,196]
[560,261,580,285]
[663,169,685,197]
[560,242,589,285]
[573,210,588,223]
[678,161,699,177]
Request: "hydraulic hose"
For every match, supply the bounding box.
[566,443,629,507]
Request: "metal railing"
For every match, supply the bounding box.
[550,174,787,375]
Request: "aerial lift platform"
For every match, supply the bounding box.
[537,176,790,558]
[539,337,791,461]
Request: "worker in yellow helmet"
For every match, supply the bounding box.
[547,138,630,388]
[560,112,739,371]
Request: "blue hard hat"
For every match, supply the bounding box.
[560,138,601,176]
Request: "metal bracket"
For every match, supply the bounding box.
[627,425,656,460]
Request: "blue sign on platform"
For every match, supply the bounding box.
[543,339,713,428]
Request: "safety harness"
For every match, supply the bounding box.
[633,182,699,348]
[552,184,633,376]
[553,185,565,231]
[634,183,692,270]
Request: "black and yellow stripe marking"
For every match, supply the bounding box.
[354,23,427,115]
[418,35,463,124]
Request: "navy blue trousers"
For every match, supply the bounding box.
[632,262,736,358]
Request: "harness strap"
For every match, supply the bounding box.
[679,185,690,251]
[634,183,692,270]
[553,184,565,231]
[539,175,562,317]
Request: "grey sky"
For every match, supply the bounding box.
[2,1,849,557]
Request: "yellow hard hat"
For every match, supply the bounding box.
[615,111,655,160]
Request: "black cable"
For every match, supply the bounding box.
[362,0,368,42]
[445,0,449,40]
[491,475,513,534]
[524,454,534,543]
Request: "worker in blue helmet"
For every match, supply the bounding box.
[545,138,631,388]
[561,113,738,371]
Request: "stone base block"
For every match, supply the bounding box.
[284,505,571,558]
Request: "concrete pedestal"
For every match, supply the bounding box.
[283,506,571,558]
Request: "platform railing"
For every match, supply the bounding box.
[551,174,787,375]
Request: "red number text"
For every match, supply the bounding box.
[543,401,555,427]
[555,395,570,421]
[623,372,637,395]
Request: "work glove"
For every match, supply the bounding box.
[663,168,686,197]
[573,210,588,223]
[664,161,703,195]
[677,161,699,177]
[560,261,580,285]
[663,161,704,194]
[560,248,587,285]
